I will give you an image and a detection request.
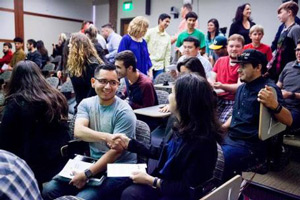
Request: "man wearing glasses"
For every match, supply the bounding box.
[43,64,137,200]
[277,39,300,130]
[115,50,158,110]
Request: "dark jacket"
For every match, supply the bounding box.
[128,130,217,199]
[0,97,70,184]
[26,50,43,69]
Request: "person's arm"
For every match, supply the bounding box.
[229,23,237,37]
[266,46,273,62]
[117,36,128,53]
[0,54,12,65]
[213,78,242,93]
[222,116,232,131]
[258,85,293,126]
[74,118,112,143]
[271,24,283,51]
[105,37,120,60]
[164,40,171,68]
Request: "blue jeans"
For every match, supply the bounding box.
[221,136,266,181]
[42,176,131,200]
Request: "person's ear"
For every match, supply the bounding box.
[91,78,96,88]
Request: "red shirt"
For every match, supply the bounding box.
[244,43,272,61]
[213,56,240,100]
[0,50,13,65]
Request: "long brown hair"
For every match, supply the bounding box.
[67,33,103,77]
[5,61,68,122]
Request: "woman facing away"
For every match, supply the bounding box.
[229,3,255,44]
[0,61,70,187]
[118,16,152,76]
[110,73,223,200]
[37,40,49,68]
[67,32,104,108]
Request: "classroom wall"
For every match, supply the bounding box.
[0,0,93,57]
[117,0,300,45]
[94,0,109,29]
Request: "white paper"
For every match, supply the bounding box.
[58,159,93,179]
[107,163,147,177]
[1,64,8,70]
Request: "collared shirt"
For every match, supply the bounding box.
[105,31,122,63]
[178,53,212,79]
[0,150,42,200]
[145,26,171,71]
[9,49,26,67]
[279,60,300,110]
[229,76,283,142]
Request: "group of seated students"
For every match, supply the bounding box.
[0,1,300,200]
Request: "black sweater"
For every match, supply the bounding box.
[128,131,217,199]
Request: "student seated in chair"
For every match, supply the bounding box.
[109,74,223,200]
[42,64,137,200]
[221,49,293,181]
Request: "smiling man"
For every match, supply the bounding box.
[211,34,244,123]
[43,64,137,200]
[221,49,292,181]
[145,13,171,79]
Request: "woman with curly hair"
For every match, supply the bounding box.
[67,32,104,107]
[0,61,70,188]
[229,3,255,44]
[118,16,152,75]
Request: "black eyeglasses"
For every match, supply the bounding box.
[295,48,300,52]
[94,77,119,86]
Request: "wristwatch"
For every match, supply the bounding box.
[84,169,93,179]
[271,104,282,114]
[152,177,158,189]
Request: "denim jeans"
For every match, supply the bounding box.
[42,176,131,200]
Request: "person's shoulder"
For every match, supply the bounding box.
[215,56,229,65]
[80,96,98,106]
[195,29,205,35]
[139,73,153,85]
[244,43,252,49]
[114,96,134,113]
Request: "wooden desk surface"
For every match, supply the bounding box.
[134,104,171,118]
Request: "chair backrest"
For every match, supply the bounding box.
[0,71,12,81]
[60,80,74,93]
[200,175,242,200]
[0,92,4,106]
[135,120,151,163]
[153,72,175,85]
[155,90,169,105]
[213,143,225,184]
[43,63,55,71]
[46,77,59,88]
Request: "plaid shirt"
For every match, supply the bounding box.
[0,150,42,200]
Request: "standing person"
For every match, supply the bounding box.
[67,33,104,108]
[110,74,222,200]
[36,40,50,68]
[176,12,206,55]
[244,25,272,61]
[101,23,122,63]
[145,13,171,79]
[271,0,300,51]
[51,33,67,58]
[211,34,244,123]
[0,43,13,71]
[0,61,70,187]
[229,3,255,45]
[171,3,199,44]
[205,18,223,57]
[268,1,300,81]
[43,64,137,200]
[8,37,26,69]
[118,16,152,75]
[85,24,108,63]
[26,39,42,68]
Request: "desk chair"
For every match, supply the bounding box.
[153,72,175,85]
[46,77,59,88]
[200,175,242,200]
[155,90,169,105]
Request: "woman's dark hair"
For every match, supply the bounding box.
[233,3,252,23]
[62,38,70,70]
[177,57,206,79]
[207,18,220,41]
[5,61,68,122]
[173,74,223,143]
[36,40,48,56]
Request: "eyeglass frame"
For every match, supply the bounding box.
[93,77,120,86]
